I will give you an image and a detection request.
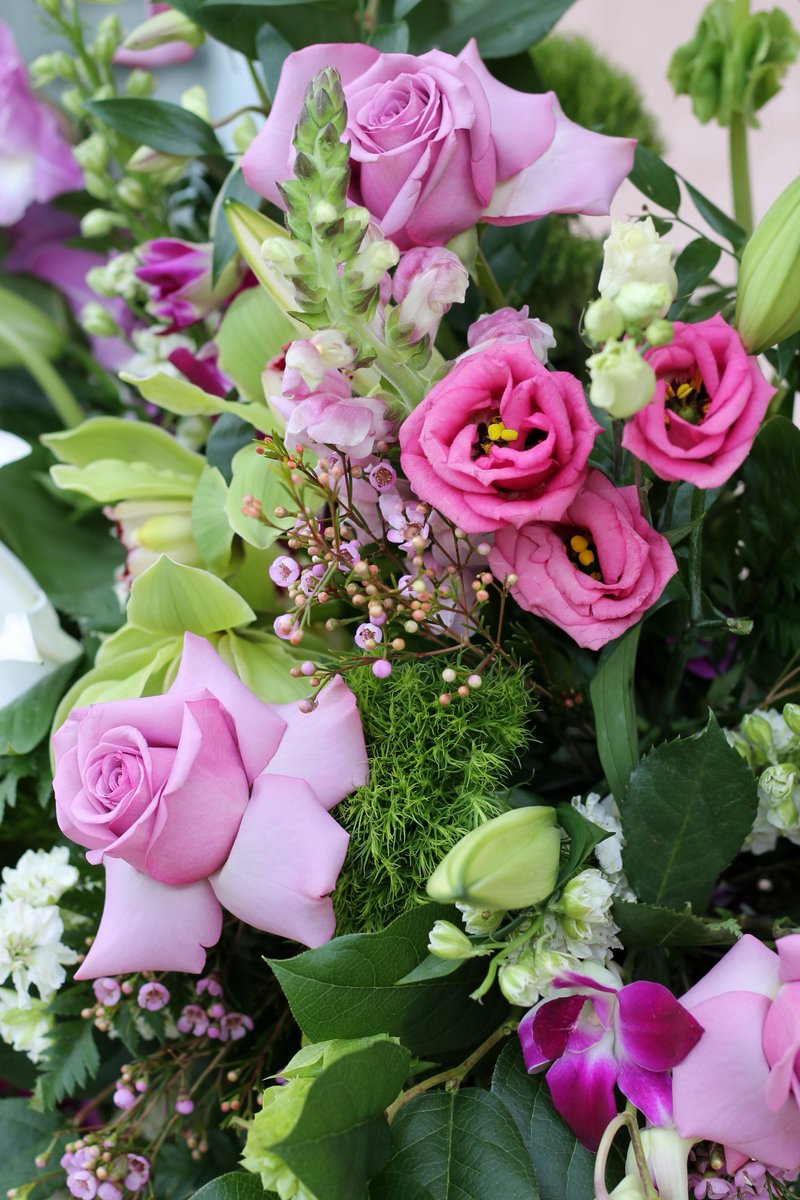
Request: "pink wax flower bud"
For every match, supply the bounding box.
[392,247,468,342]
[137,981,170,1011]
[175,1092,195,1115]
[113,1086,137,1111]
[135,238,246,332]
[466,306,556,365]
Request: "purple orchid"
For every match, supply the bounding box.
[518,962,703,1150]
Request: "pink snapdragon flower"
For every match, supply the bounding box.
[0,22,83,226]
[392,247,469,342]
[519,961,703,1150]
[672,933,800,1172]
[135,239,246,332]
[241,41,634,249]
[52,633,367,977]
[272,369,393,461]
[467,306,556,364]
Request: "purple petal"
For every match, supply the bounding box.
[617,981,704,1071]
[209,773,349,948]
[545,1031,619,1150]
[617,1060,674,1126]
[75,858,222,979]
[531,995,589,1060]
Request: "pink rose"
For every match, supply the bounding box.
[0,22,83,226]
[622,314,774,488]
[135,238,247,332]
[241,41,635,250]
[489,470,677,650]
[399,339,600,534]
[673,933,800,1173]
[53,634,368,977]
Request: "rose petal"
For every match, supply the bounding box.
[75,858,222,979]
[210,773,349,948]
[681,934,781,1008]
[777,935,800,984]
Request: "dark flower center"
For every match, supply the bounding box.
[664,369,709,427]
[565,531,602,581]
[471,414,519,460]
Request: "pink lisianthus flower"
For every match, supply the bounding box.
[272,369,393,461]
[241,41,635,250]
[0,23,83,226]
[672,933,800,1172]
[519,961,703,1151]
[52,634,368,978]
[489,470,677,651]
[399,339,600,534]
[466,306,556,365]
[622,314,774,488]
[135,239,247,332]
[114,4,199,69]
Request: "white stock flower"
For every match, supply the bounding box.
[598,217,678,304]
[570,792,635,899]
[498,946,578,1007]
[0,541,81,710]
[0,989,53,1063]
[120,328,194,380]
[745,764,800,855]
[0,900,78,1007]
[1,847,79,907]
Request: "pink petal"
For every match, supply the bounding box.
[617,1060,674,1127]
[529,994,588,1062]
[483,96,635,224]
[617,981,703,1071]
[265,675,368,810]
[74,857,222,979]
[681,935,781,1008]
[777,935,800,984]
[170,633,286,783]
[545,1032,619,1150]
[209,773,349,948]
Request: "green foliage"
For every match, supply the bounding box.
[532,34,664,151]
[190,1175,266,1200]
[34,1019,100,1110]
[85,98,224,156]
[0,746,53,828]
[335,661,532,933]
[612,901,741,947]
[268,902,508,1059]
[590,627,640,803]
[0,1098,63,1199]
[432,0,576,57]
[620,712,758,911]
[0,659,80,756]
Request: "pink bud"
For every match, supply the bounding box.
[393,247,468,342]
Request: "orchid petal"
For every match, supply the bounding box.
[545,1031,619,1150]
[617,981,703,1071]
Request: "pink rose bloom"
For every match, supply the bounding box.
[622,314,774,488]
[0,22,82,226]
[519,961,702,1150]
[672,933,800,1173]
[489,470,677,651]
[399,339,600,534]
[467,305,556,365]
[241,41,635,250]
[135,238,246,332]
[114,4,198,68]
[53,633,367,977]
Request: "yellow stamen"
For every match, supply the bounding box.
[675,383,692,399]
[570,535,589,553]
[486,422,504,440]
[500,428,518,441]
[578,549,596,567]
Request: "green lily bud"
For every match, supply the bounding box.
[782,703,800,738]
[80,303,120,338]
[645,319,674,347]
[741,711,774,756]
[584,297,625,343]
[735,176,800,353]
[30,50,75,85]
[120,8,204,52]
[588,338,657,419]
[73,133,109,173]
[233,114,258,155]
[426,806,561,910]
[427,920,474,960]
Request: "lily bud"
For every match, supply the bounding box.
[584,297,625,343]
[426,806,561,910]
[588,338,657,419]
[735,177,800,353]
[427,920,474,960]
[624,1128,694,1200]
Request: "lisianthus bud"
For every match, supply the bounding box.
[426,806,560,910]
[427,920,474,960]
[735,177,800,353]
[615,280,673,325]
[584,297,625,343]
[783,703,800,738]
[127,145,186,180]
[588,339,657,419]
[599,217,678,305]
[645,319,674,347]
[392,247,469,343]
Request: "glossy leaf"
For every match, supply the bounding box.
[171,0,358,57]
[191,465,234,574]
[629,145,681,213]
[85,98,224,157]
[256,22,294,102]
[370,21,410,52]
[612,900,741,948]
[589,625,640,803]
[670,237,722,318]
[0,1099,62,1197]
[554,804,610,890]
[212,167,262,284]
[206,412,255,483]
[190,1173,266,1199]
[685,181,747,250]
[0,657,80,755]
[432,0,577,57]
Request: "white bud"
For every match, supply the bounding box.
[80,209,126,239]
[584,297,625,343]
[598,217,678,304]
[427,920,473,960]
[588,338,657,419]
[615,280,673,325]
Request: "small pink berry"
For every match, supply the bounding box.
[372,660,392,679]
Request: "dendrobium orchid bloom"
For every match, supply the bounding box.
[518,962,703,1150]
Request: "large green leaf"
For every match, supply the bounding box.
[628,145,681,212]
[612,900,741,948]
[190,1174,266,1199]
[85,98,224,157]
[217,284,296,403]
[669,237,722,318]
[0,1099,62,1197]
[171,0,360,56]
[43,417,204,478]
[191,465,234,574]
[225,445,296,549]
[432,0,576,57]
[120,370,273,430]
[50,460,198,502]
[256,22,294,103]
[620,712,758,911]
[0,284,66,366]
[268,902,508,1058]
[589,626,640,803]
[372,1089,538,1199]
[491,1043,593,1200]
[0,657,80,755]
[126,557,255,636]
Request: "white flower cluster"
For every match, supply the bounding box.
[0,847,79,1063]
[726,708,800,855]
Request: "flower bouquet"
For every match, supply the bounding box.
[2,1,800,1198]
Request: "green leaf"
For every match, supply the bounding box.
[612,900,741,948]
[370,21,410,52]
[554,804,610,890]
[219,630,311,703]
[171,0,358,58]
[225,445,295,550]
[35,1020,100,1109]
[670,237,722,317]
[217,284,296,403]
[684,182,747,250]
[126,556,255,636]
[0,1098,62,1196]
[0,657,80,755]
[121,370,273,430]
[256,22,294,103]
[629,145,681,213]
[51,459,199,503]
[191,465,234,574]
[589,625,640,803]
[213,167,262,284]
[0,284,66,367]
[85,98,224,156]
[394,0,423,16]
[43,416,204,478]
[206,412,255,483]
[620,712,759,911]
[190,1173,267,1199]
[432,0,577,57]
[268,902,508,1059]
[491,1043,593,1200]
[372,1089,538,1199]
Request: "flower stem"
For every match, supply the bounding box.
[729,0,753,235]
[0,323,83,428]
[474,245,508,310]
[612,418,624,484]
[687,485,706,625]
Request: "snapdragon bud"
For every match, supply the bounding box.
[125,69,155,98]
[588,338,657,419]
[348,239,400,288]
[92,15,123,62]
[30,50,75,85]
[427,806,561,910]
[120,8,205,52]
[427,920,474,960]
[393,247,469,342]
[783,703,800,738]
[615,280,673,325]
[72,133,109,174]
[736,176,800,353]
[584,297,625,343]
[116,176,147,208]
[599,217,678,305]
[80,209,126,239]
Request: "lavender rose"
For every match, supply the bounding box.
[241,41,635,249]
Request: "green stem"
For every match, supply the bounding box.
[0,325,83,428]
[687,485,706,625]
[612,418,624,484]
[474,245,508,310]
[729,0,753,235]
[246,58,271,111]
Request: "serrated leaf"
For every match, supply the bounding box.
[190,1173,267,1199]
[620,712,758,911]
[268,903,508,1059]
[629,145,681,213]
[612,901,741,947]
[491,1043,593,1200]
[372,1088,538,1199]
[126,557,255,636]
[35,1020,100,1109]
[85,98,224,157]
[589,626,640,803]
